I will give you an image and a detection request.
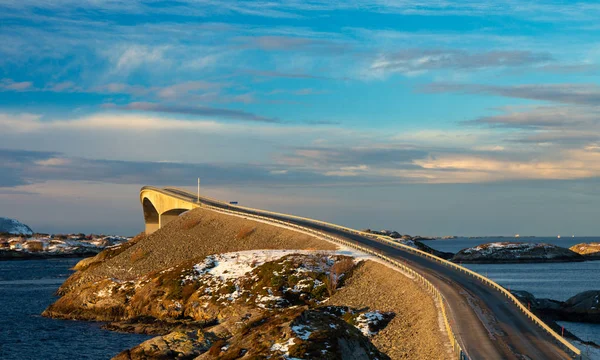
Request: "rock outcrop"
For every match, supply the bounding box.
[360,229,453,259]
[570,243,600,260]
[452,242,585,263]
[43,207,449,359]
[513,290,600,323]
[398,239,454,260]
[562,290,600,323]
[114,330,216,360]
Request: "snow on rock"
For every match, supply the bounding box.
[0,217,33,235]
[270,338,297,353]
[181,249,360,309]
[452,242,584,263]
[1,234,129,257]
[291,324,313,340]
[188,249,360,282]
[356,311,387,337]
[190,250,320,281]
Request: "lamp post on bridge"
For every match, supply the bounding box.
[197,177,200,203]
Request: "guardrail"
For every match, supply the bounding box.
[145,186,468,359]
[145,186,581,359]
[201,201,469,359]
[368,235,582,358]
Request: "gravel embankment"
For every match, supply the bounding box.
[330,261,450,360]
[64,206,449,359]
[86,207,336,280]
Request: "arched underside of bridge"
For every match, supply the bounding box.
[140,189,198,234]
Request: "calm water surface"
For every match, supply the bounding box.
[0,258,151,360]
[427,237,600,344]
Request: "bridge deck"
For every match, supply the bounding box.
[141,186,578,360]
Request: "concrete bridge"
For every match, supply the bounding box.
[140,187,199,234]
[139,186,581,360]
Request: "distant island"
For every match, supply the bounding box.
[0,217,129,260]
[452,242,585,263]
[360,227,600,264]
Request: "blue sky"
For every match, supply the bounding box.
[1,1,600,236]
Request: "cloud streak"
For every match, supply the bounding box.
[371,49,552,75]
[420,82,600,106]
[105,102,280,123]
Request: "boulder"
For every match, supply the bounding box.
[388,231,402,239]
[512,290,600,324]
[562,290,600,323]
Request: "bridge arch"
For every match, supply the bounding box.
[140,187,198,234]
[160,208,189,228]
[142,198,160,234]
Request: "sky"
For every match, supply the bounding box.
[1,1,600,236]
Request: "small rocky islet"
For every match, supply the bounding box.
[42,208,449,360]
[569,242,600,260]
[451,242,585,263]
[513,290,600,324]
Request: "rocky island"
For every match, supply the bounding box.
[43,208,449,359]
[451,242,585,263]
[1,217,130,260]
[570,243,600,260]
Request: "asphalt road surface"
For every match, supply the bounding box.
[163,187,575,360]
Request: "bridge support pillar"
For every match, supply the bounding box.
[140,189,197,235]
[145,222,160,234]
[159,209,188,228]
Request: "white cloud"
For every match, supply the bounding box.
[0,78,32,91]
[108,45,170,74]
[35,158,71,166]
[2,110,600,184]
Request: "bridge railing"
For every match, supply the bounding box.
[150,187,468,359]
[149,186,581,358]
[202,202,469,359]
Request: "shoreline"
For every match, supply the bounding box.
[0,251,100,261]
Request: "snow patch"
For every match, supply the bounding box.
[356,311,386,337]
[291,324,313,340]
[0,217,33,235]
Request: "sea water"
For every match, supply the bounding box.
[0,258,152,360]
[426,237,600,345]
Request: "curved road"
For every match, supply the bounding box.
[161,187,575,360]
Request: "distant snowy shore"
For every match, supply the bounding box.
[452,242,585,263]
[0,216,129,260]
[0,234,129,260]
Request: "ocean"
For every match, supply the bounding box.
[426,237,600,345]
[0,237,598,358]
[0,258,151,360]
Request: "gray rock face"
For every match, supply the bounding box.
[0,217,33,235]
[452,242,584,263]
[563,290,600,322]
[113,330,215,360]
[513,290,600,324]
